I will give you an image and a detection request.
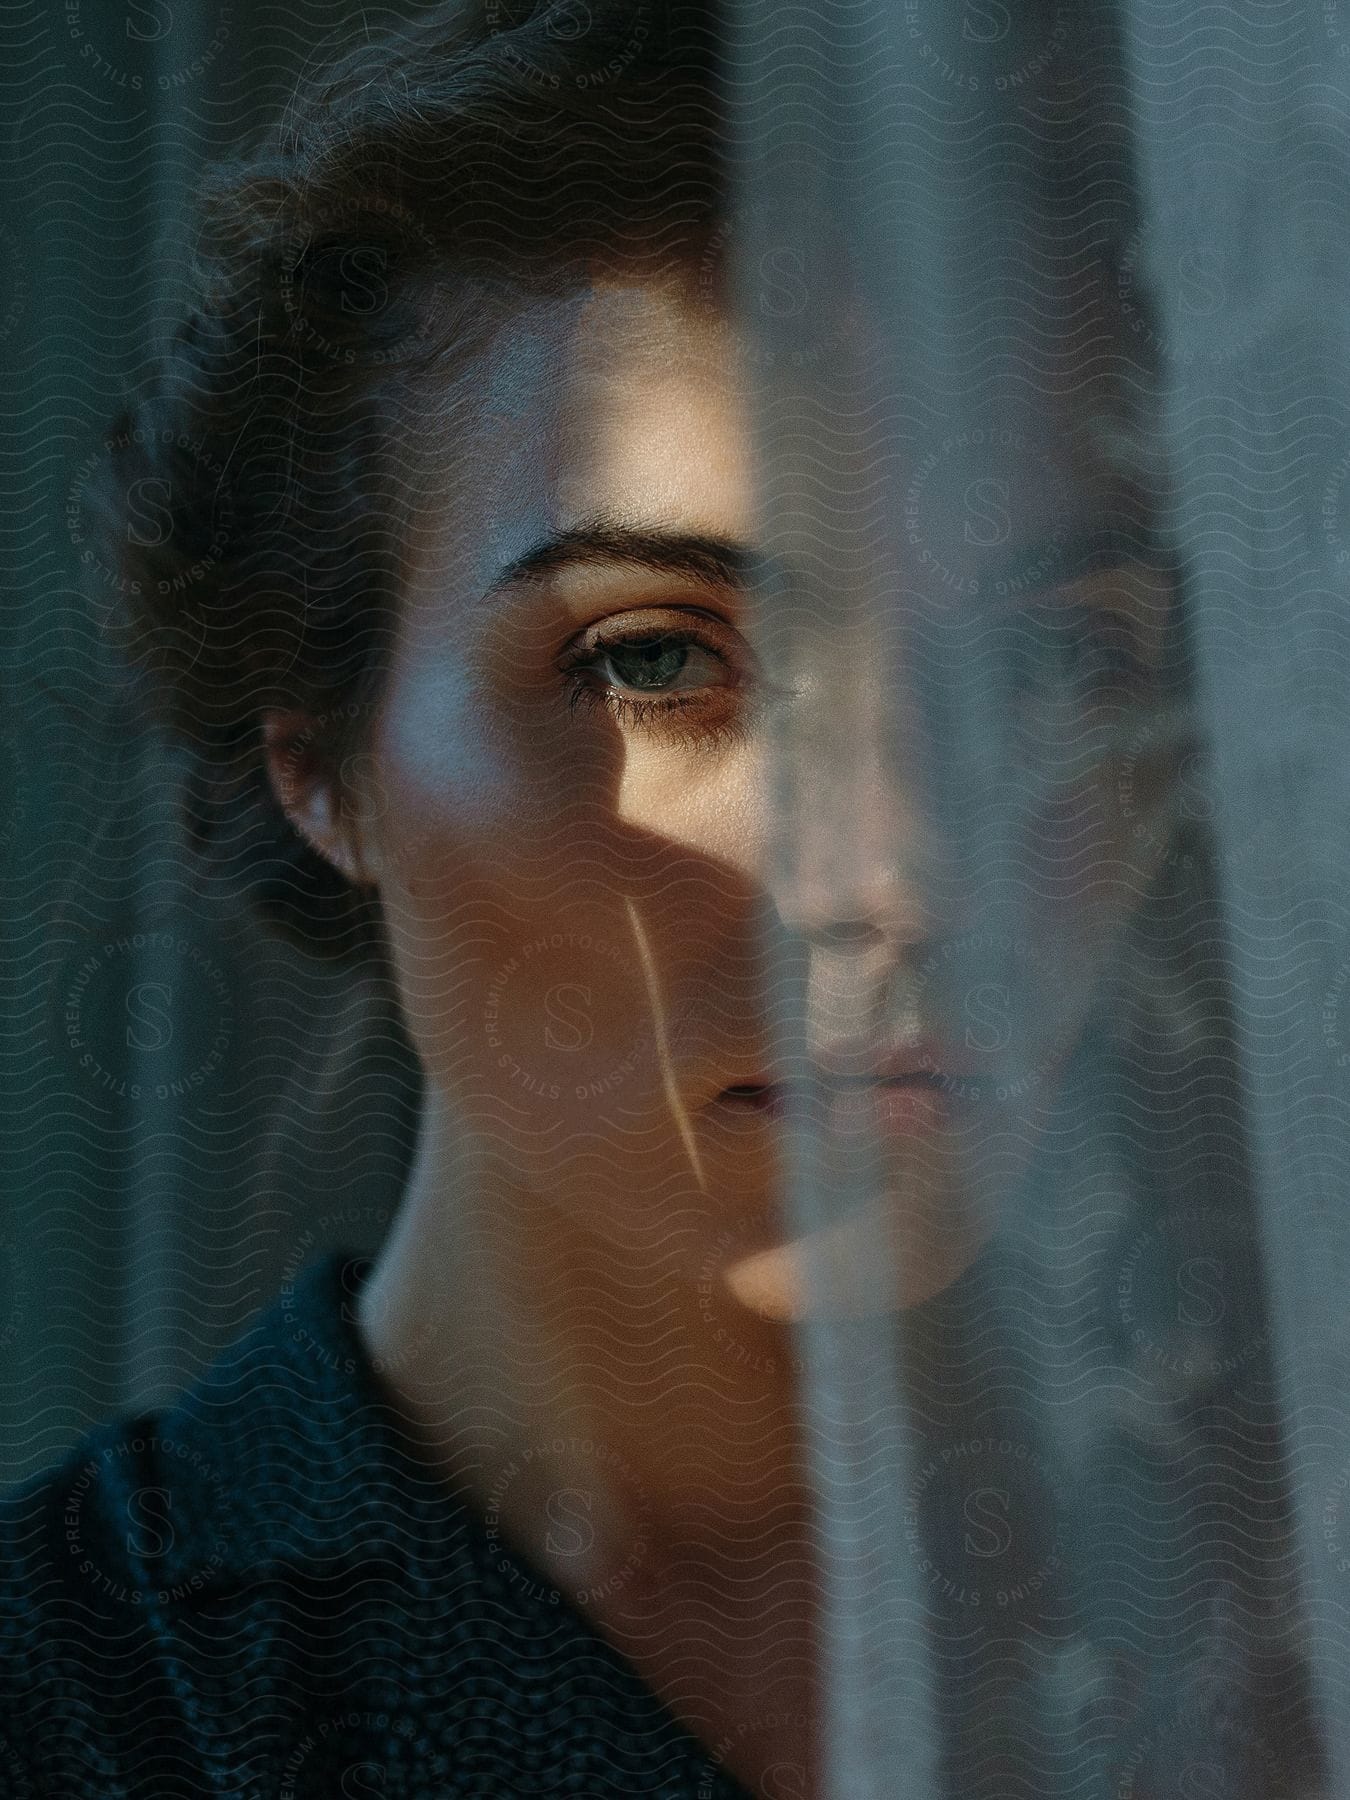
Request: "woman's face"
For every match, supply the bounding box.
[269,274,1179,1327]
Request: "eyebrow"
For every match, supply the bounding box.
[481,514,777,599]
[480,511,1173,616]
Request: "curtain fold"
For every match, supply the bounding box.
[732,1,1335,1792]
[3,2,1344,1793]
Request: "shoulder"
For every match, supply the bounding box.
[0,1250,754,1797]
[0,1248,474,1795]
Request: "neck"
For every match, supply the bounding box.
[356,1095,824,1792]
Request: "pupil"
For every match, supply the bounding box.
[609,637,688,691]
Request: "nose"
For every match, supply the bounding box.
[749,638,968,1067]
[767,719,944,957]
[759,753,944,1070]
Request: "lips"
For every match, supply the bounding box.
[719,1036,953,1099]
[713,1038,959,1137]
[717,1073,943,1111]
[714,1072,951,1153]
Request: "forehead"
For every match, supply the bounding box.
[462,280,757,581]
[423,268,1147,606]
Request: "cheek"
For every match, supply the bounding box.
[1014,704,1180,903]
[607,735,769,877]
[371,670,767,1122]
[998,739,1182,1077]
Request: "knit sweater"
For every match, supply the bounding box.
[0,1249,756,1799]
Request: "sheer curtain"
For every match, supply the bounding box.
[1121,0,1350,1792]
[732,0,1340,1793]
[5,0,1345,1792]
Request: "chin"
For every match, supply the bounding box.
[721,1197,994,1323]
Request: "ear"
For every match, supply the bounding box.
[260,708,375,888]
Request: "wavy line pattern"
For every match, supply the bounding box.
[1,0,1346,1796]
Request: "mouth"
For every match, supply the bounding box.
[714,1052,953,1137]
[720,1069,944,1102]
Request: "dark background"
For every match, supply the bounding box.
[0,0,431,1489]
[3,4,1350,1789]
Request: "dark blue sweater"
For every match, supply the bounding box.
[0,1250,755,1798]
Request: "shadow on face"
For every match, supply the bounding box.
[271,272,1184,1327]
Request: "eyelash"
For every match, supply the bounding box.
[556,594,1164,750]
[558,619,752,747]
[1010,603,1160,703]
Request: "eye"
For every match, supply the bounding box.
[592,631,730,695]
[558,608,752,743]
[1010,604,1148,698]
[997,572,1171,718]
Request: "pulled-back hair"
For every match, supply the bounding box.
[87,0,729,959]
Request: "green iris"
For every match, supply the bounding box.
[603,636,692,692]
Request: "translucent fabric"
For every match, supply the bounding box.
[730,0,1341,1794]
[5,1,1346,1796]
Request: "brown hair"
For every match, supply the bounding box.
[87,0,729,959]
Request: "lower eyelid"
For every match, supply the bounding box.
[564,681,745,749]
